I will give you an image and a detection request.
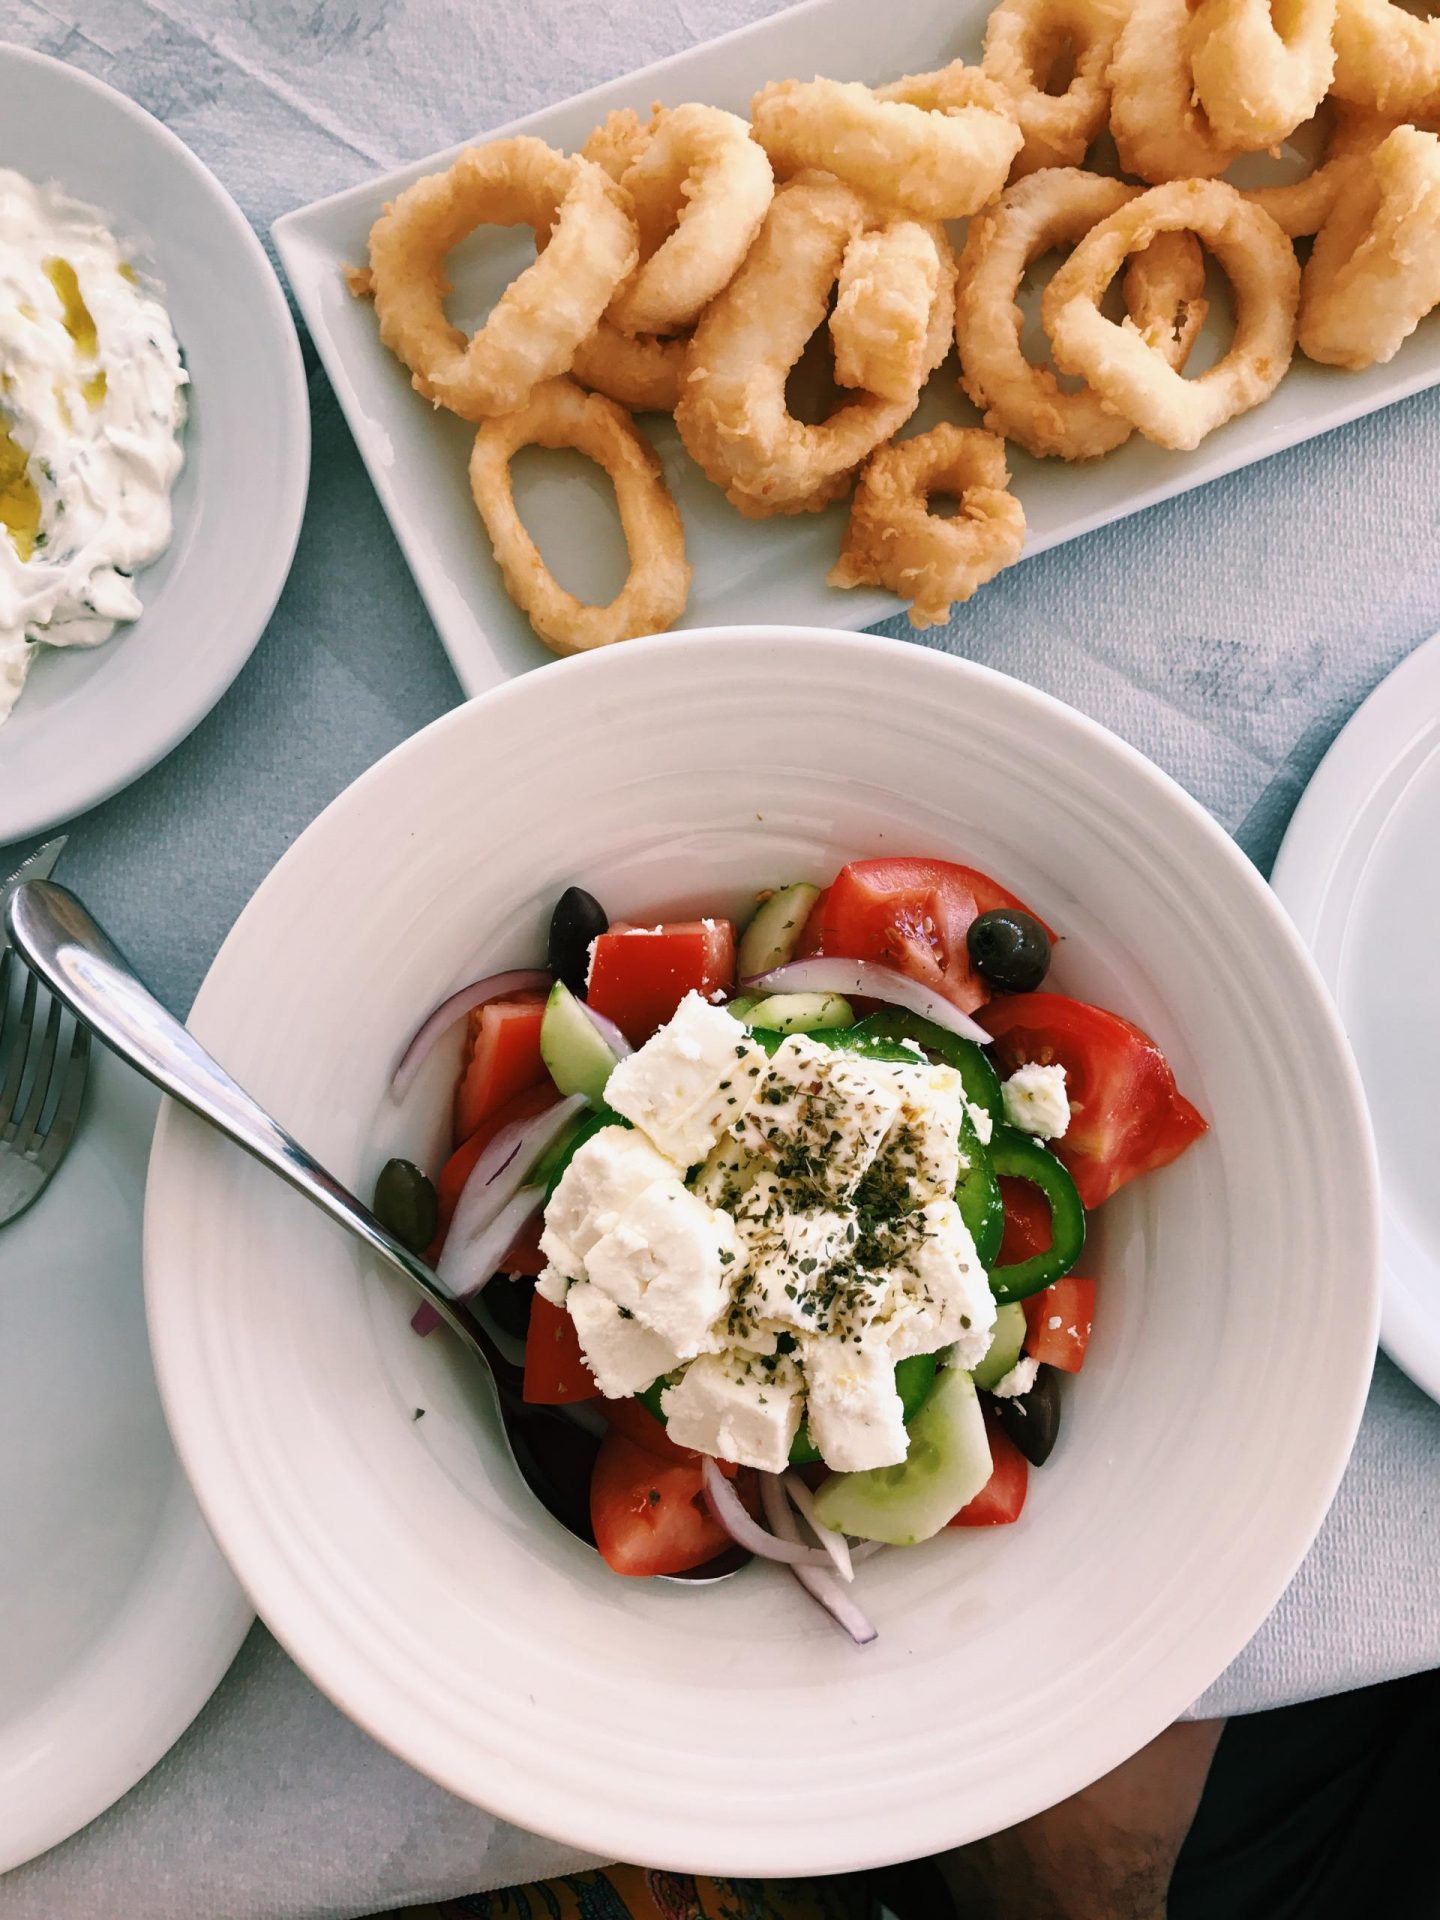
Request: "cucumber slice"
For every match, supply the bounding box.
[746,991,854,1034]
[737,882,821,978]
[539,980,620,1105]
[972,1302,1027,1391]
[725,994,759,1021]
[810,1367,992,1546]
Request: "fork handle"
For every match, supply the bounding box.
[4,880,477,1347]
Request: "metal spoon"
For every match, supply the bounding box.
[6,879,742,1576]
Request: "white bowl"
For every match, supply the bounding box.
[144,628,1379,1875]
[0,45,309,842]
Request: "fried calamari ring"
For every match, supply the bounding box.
[675,173,956,518]
[581,108,651,183]
[468,378,691,653]
[750,65,1022,219]
[606,104,774,335]
[1042,179,1300,451]
[1234,101,1396,236]
[1299,126,1440,368]
[982,0,1126,174]
[1189,0,1337,150]
[1109,0,1240,183]
[1332,0,1440,117]
[368,137,638,422]
[828,426,1026,629]
[830,222,942,404]
[568,327,688,412]
[956,170,1209,461]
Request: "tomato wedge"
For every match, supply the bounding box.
[998,1174,1054,1265]
[586,920,736,1043]
[949,1412,1028,1527]
[1023,1275,1096,1373]
[818,858,1051,1015]
[793,886,829,959]
[523,1294,599,1405]
[981,992,1207,1209]
[453,995,549,1144]
[590,1432,749,1575]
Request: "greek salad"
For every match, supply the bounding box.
[377,856,1207,1643]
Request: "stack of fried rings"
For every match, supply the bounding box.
[357,9,1440,644]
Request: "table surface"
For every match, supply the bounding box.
[4,1,1440,1914]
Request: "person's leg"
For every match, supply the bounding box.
[938,1720,1226,1920]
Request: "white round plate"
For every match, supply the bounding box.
[145,629,1379,1876]
[0,1044,251,1874]
[1273,634,1440,1405]
[0,45,309,843]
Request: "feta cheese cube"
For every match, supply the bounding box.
[660,1349,804,1473]
[565,1282,684,1399]
[539,1125,675,1281]
[731,1173,859,1329]
[801,1335,909,1471]
[732,1037,906,1201]
[605,993,767,1166]
[879,1198,996,1371]
[1001,1062,1070,1141]
[585,1180,737,1359]
[867,1059,967,1207]
[690,1134,761,1211]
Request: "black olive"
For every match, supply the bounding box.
[548,885,608,996]
[967,907,1052,993]
[994,1364,1062,1466]
[485,1272,536,1340]
[372,1158,438,1253]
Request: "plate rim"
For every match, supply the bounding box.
[142,625,1381,1873]
[0,41,311,844]
[1272,630,1440,1402]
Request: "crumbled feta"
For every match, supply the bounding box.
[967,1100,994,1146]
[565,1282,684,1398]
[1000,1062,1070,1140]
[732,1035,906,1201]
[990,1355,1041,1399]
[605,992,766,1166]
[801,1335,908,1471]
[585,1180,736,1359]
[660,1348,804,1473]
[539,1126,675,1281]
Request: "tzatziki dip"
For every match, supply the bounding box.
[0,169,187,723]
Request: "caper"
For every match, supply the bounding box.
[373,1157,438,1253]
[548,885,608,996]
[994,1364,1062,1466]
[967,908,1052,993]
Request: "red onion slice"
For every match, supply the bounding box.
[781,1471,854,1583]
[701,1461,837,1568]
[578,998,633,1061]
[440,1093,585,1279]
[392,968,552,1099]
[742,958,991,1046]
[761,1473,878,1646]
[436,1185,545,1302]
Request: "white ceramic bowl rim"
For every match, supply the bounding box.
[144,628,1380,1875]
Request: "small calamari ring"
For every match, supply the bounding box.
[580,108,650,183]
[956,169,1209,462]
[982,0,1127,175]
[830,222,942,405]
[1109,0,1241,183]
[1332,0,1440,118]
[468,377,691,654]
[675,173,956,519]
[607,104,774,336]
[368,136,638,422]
[750,65,1022,220]
[1189,0,1337,150]
[1299,126,1440,368]
[1042,178,1300,452]
[1235,102,1397,237]
[828,426,1027,630]
[569,327,688,412]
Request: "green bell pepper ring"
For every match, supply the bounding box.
[986,1125,1086,1302]
[955,1104,1004,1268]
[842,1009,1004,1121]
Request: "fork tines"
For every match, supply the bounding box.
[0,947,91,1222]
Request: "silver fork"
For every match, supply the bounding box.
[0,840,90,1227]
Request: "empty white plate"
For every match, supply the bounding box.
[0,1039,251,1873]
[1273,634,1440,1406]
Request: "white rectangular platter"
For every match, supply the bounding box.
[273,0,1440,698]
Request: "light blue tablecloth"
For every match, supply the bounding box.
[4,2,1440,1914]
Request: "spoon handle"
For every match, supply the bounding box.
[5,879,474,1346]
